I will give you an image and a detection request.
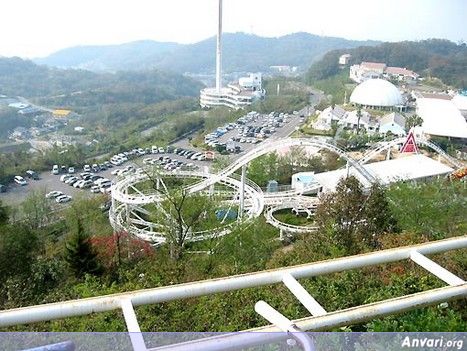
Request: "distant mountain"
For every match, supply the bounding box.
[34,40,181,72]
[305,39,467,88]
[34,32,379,73]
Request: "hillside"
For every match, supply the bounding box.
[34,40,181,72]
[305,39,467,88]
[34,32,379,74]
[0,57,203,105]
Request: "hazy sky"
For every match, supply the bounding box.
[1,0,466,58]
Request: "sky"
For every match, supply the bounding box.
[1,0,466,58]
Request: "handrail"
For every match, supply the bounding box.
[0,236,465,328]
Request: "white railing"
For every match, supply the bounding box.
[0,237,465,351]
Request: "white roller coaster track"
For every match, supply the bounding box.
[111,136,464,244]
[188,138,376,193]
[359,137,463,168]
[110,171,264,244]
[264,199,319,234]
[110,138,378,244]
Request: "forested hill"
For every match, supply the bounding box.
[0,57,203,105]
[305,39,467,88]
[34,32,379,73]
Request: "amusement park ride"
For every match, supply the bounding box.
[1,136,465,350]
[108,134,464,245]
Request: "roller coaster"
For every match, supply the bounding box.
[109,136,464,245]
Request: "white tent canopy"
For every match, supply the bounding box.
[417,98,467,139]
[307,154,453,193]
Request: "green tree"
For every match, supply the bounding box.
[315,176,396,253]
[0,224,38,303]
[362,183,398,248]
[64,219,102,278]
[405,114,423,131]
[20,190,53,230]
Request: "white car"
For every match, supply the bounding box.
[79,180,93,188]
[60,174,73,182]
[52,165,59,175]
[65,176,79,185]
[94,178,110,186]
[56,195,72,203]
[110,158,122,166]
[83,164,91,172]
[90,185,101,193]
[45,190,64,199]
[68,167,75,174]
[14,176,27,186]
[111,168,122,175]
[73,180,85,188]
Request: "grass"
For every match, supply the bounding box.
[273,209,315,226]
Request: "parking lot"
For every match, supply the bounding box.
[0,149,212,207]
[173,109,307,157]
[0,108,311,207]
[215,111,304,155]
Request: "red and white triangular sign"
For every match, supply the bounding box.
[400,128,418,153]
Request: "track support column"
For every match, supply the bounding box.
[239,165,246,219]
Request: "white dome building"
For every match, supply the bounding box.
[350,79,405,110]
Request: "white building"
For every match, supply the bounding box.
[293,154,453,193]
[339,54,352,65]
[350,79,405,111]
[416,97,467,139]
[379,112,406,136]
[350,62,387,83]
[313,105,347,131]
[385,67,419,81]
[313,105,378,132]
[199,0,265,109]
[350,61,418,83]
[200,73,265,110]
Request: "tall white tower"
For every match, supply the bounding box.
[216,0,223,93]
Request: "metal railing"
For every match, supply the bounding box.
[1,236,465,351]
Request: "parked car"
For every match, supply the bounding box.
[46,191,64,199]
[68,167,75,174]
[14,176,27,186]
[64,176,79,185]
[73,180,85,188]
[83,164,91,172]
[90,185,101,193]
[56,195,72,203]
[79,180,93,188]
[52,165,59,175]
[0,184,6,193]
[26,170,40,180]
[60,174,73,182]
